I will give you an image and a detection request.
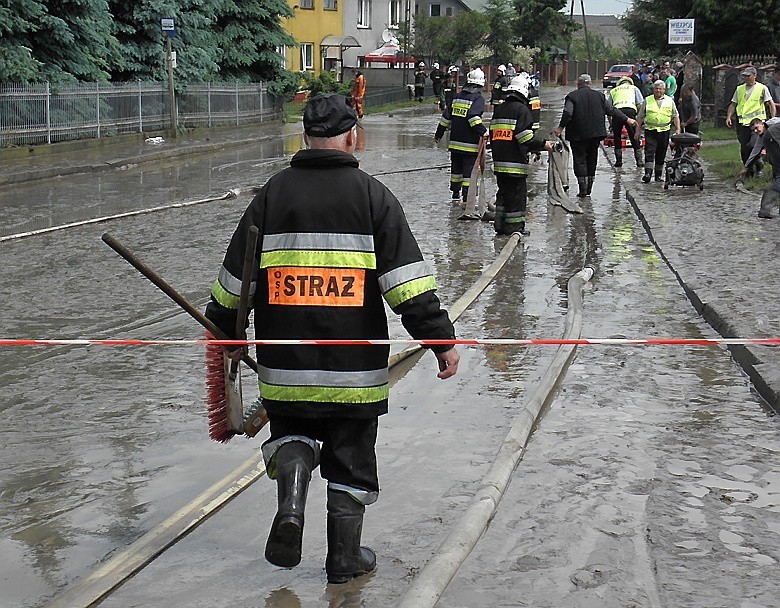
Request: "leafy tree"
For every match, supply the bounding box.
[0,0,45,81]
[412,12,490,66]
[410,14,451,65]
[108,0,220,82]
[568,32,621,61]
[211,0,296,83]
[623,0,779,58]
[512,0,571,51]
[483,0,515,63]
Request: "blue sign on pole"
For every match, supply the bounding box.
[161,18,176,39]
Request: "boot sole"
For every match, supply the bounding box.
[265,515,303,568]
[327,563,376,584]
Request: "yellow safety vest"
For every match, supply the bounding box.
[611,83,637,109]
[644,95,674,131]
[736,83,769,125]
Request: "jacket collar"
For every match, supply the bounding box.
[290,149,359,169]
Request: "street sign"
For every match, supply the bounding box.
[161,18,176,39]
[668,19,694,45]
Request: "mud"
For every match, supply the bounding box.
[0,89,778,608]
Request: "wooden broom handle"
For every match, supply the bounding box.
[102,232,258,373]
[230,225,259,374]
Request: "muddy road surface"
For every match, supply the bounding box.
[1,89,778,608]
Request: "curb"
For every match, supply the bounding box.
[625,189,779,413]
[0,122,287,188]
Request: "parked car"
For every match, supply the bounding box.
[602,64,634,88]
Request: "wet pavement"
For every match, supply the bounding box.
[1,88,778,608]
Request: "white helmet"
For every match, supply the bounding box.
[448,65,458,73]
[497,64,507,73]
[433,62,439,69]
[467,67,485,86]
[504,74,530,98]
[418,61,425,68]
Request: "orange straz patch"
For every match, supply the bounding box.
[268,267,365,306]
[531,99,541,110]
[492,128,514,141]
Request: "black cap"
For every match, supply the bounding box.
[303,94,358,138]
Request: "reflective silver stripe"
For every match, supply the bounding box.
[328,482,379,505]
[515,129,534,143]
[377,260,432,293]
[263,232,375,252]
[490,119,517,129]
[262,436,320,479]
[218,265,256,296]
[258,365,389,388]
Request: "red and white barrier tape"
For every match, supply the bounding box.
[1,338,779,347]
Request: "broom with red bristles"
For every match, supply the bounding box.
[205,225,258,442]
[102,232,268,443]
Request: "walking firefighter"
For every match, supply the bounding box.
[434,67,487,203]
[490,74,554,235]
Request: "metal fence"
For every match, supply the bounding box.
[0,81,281,147]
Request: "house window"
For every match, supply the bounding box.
[389,0,401,27]
[301,43,314,70]
[324,0,337,9]
[430,3,440,16]
[358,0,371,28]
[275,45,287,69]
[445,6,452,15]
[300,0,314,9]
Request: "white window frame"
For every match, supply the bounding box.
[300,0,314,9]
[357,0,371,28]
[389,0,401,28]
[430,3,441,16]
[300,43,314,71]
[323,0,337,9]
[276,45,287,69]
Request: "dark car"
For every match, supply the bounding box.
[602,64,634,88]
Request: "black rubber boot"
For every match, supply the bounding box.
[576,177,588,197]
[325,490,376,584]
[634,149,644,168]
[642,169,652,183]
[586,176,594,195]
[654,165,663,182]
[758,189,778,219]
[614,148,623,167]
[265,441,315,568]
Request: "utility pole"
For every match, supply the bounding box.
[161,18,178,137]
[403,1,411,87]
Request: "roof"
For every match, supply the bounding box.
[570,15,631,49]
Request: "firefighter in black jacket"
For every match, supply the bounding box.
[434,67,487,202]
[205,94,459,584]
[490,74,554,235]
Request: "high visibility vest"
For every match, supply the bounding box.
[644,95,674,131]
[611,83,637,109]
[736,83,769,125]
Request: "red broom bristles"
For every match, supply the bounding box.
[204,330,237,443]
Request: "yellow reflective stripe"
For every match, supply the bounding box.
[211,279,240,309]
[260,250,376,269]
[449,142,479,152]
[468,116,483,127]
[259,381,389,403]
[516,129,534,144]
[383,276,436,308]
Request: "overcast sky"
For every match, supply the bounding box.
[564,0,633,16]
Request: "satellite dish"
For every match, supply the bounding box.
[381,29,394,43]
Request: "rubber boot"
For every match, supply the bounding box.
[758,189,778,219]
[614,148,623,167]
[325,490,376,584]
[265,441,315,568]
[634,148,644,168]
[586,176,594,195]
[576,177,588,197]
[654,165,663,182]
[642,168,652,183]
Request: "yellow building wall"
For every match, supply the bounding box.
[283,1,343,74]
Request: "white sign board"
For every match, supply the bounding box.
[668,19,694,44]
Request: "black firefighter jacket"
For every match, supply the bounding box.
[205,149,455,419]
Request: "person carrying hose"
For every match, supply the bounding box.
[607,76,644,168]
